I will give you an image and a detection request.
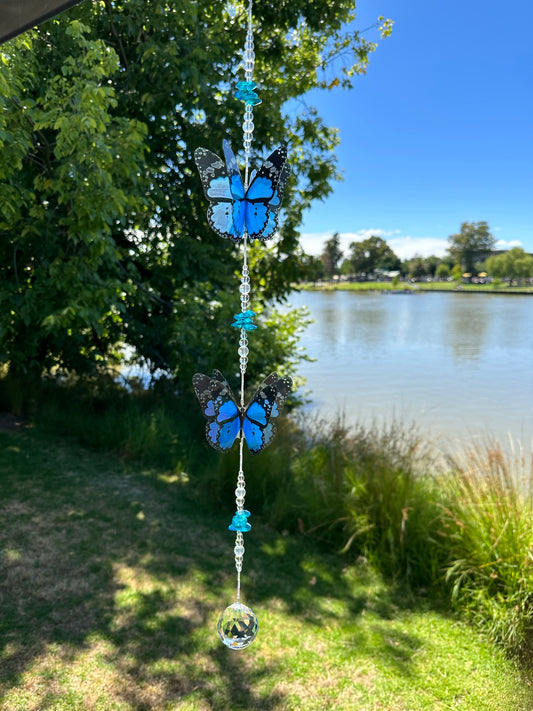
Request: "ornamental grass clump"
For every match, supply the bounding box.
[285,416,445,589]
[441,443,533,657]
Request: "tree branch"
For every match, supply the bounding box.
[104,0,129,70]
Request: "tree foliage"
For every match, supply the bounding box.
[435,263,450,279]
[0,0,391,390]
[403,254,442,279]
[347,235,400,275]
[320,232,343,278]
[447,221,495,274]
[485,247,533,284]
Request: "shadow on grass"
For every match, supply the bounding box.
[0,430,431,709]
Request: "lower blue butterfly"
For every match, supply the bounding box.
[194,140,290,242]
[192,369,292,455]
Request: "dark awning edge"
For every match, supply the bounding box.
[0,0,85,45]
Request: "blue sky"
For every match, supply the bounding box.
[296,0,533,260]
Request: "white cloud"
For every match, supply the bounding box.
[299,230,448,260]
[495,239,523,249]
[387,236,448,259]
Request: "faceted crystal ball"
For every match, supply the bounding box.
[218,602,258,650]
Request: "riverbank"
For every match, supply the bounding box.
[301,281,533,295]
[0,426,532,710]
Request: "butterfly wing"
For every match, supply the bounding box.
[194,146,245,242]
[242,372,293,455]
[260,160,291,241]
[192,370,242,453]
[245,144,289,240]
[194,147,230,200]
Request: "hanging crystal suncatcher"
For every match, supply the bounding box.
[192,0,292,650]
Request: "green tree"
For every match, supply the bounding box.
[404,254,443,280]
[451,264,463,281]
[320,232,343,278]
[447,222,495,273]
[435,263,450,279]
[339,258,352,276]
[299,253,324,282]
[348,235,400,276]
[423,255,441,277]
[407,256,427,280]
[0,22,148,381]
[485,248,533,284]
[0,1,392,391]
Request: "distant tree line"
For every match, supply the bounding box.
[310,222,533,284]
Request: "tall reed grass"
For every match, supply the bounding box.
[273,415,447,589]
[440,443,533,657]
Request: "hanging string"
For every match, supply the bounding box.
[194,0,290,649]
[233,0,258,608]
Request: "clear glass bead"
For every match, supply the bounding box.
[234,544,245,556]
[218,602,258,650]
[240,282,251,294]
[235,486,246,498]
[236,496,245,507]
[239,357,248,367]
[238,346,249,357]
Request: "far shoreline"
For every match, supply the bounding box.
[299,281,533,295]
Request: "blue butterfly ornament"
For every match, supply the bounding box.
[192,369,292,455]
[194,140,290,242]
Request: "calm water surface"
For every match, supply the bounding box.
[289,290,533,451]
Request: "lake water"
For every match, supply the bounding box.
[288,290,533,453]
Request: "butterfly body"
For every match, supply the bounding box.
[192,369,292,455]
[194,140,290,242]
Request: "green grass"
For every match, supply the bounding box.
[301,281,533,294]
[0,428,532,710]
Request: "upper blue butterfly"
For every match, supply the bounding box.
[194,140,290,243]
[192,369,292,455]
